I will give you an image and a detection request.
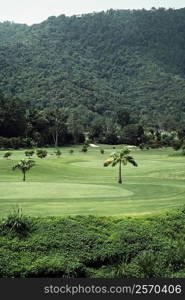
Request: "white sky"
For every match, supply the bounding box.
[0,0,184,25]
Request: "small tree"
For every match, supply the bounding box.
[25,150,35,158]
[36,149,47,159]
[4,152,12,159]
[55,149,62,158]
[104,148,138,184]
[100,149,105,154]
[12,159,35,181]
[81,145,88,153]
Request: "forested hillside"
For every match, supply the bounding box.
[1,8,185,129]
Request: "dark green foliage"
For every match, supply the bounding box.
[172,140,183,151]
[103,132,119,145]
[120,125,145,146]
[0,94,26,137]
[81,145,88,153]
[36,149,47,159]
[0,207,185,278]
[100,149,104,154]
[3,151,12,159]
[25,150,35,157]
[0,137,33,149]
[171,140,185,155]
[55,149,62,158]
[69,149,74,154]
[1,9,185,130]
[1,207,31,236]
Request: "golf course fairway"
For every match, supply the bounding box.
[0,146,185,216]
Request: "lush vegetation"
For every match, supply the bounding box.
[1,8,185,279]
[0,206,185,278]
[0,91,184,148]
[1,8,185,132]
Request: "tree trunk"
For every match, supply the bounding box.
[55,130,58,148]
[118,161,122,184]
[23,172,26,182]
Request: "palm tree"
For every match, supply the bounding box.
[104,148,138,184]
[12,159,35,181]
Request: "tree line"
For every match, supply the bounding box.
[1,92,185,149]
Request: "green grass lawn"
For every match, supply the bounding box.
[0,145,185,217]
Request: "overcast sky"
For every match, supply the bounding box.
[0,0,184,25]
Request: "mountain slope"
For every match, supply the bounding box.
[0,8,185,127]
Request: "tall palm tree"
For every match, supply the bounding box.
[12,159,35,181]
[104,148,138,184]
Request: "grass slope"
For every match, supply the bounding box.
[0,146,185,216]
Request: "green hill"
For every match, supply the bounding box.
[1,8,185,127]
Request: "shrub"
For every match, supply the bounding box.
[3,151,12,159]
[55,149,62,158]
[10,137,24,149]
[1,207,31,236]
[36,149,47,159]
[26,255,86,278]
[25,150,35,158]
[100,149,104,154]
[81,145,88,153]
[167,240,185,271]
[69,149,74,154]
[0,137,34,149]
[136,251,159,278]
[111,262,140,278]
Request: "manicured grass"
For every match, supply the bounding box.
[0,146,185,216]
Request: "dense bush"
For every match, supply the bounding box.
[0,137,34,149]
[55,149,62,158]
[0,208,185,278]
[81,145,88,153]
[3,151,12,159]
[25,150,35,158]
[1,207,32,236]
[36,149,48,159]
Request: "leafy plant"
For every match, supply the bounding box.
[25,150,35,158]
[81,145,88,153]
[55,149,62,158]
[3,152,12,159]
[12,159,35,181]
[36,149,47,159]
[2,207,31,236]
[135,250,165,278]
